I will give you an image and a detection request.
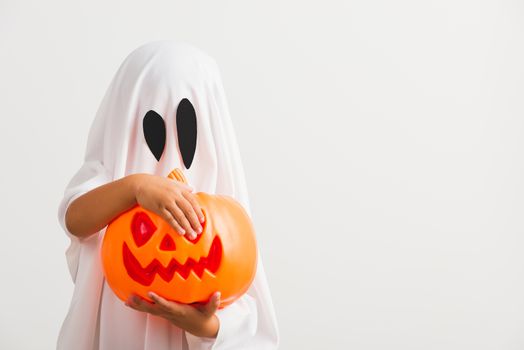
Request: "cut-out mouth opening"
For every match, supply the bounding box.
[122,236,222,286]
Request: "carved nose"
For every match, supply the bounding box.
[159,234,176,251]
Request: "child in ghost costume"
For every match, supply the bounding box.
[57,40,279,350]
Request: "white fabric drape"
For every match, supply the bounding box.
[57,40,279,350]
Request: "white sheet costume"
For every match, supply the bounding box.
[56,40,279,350]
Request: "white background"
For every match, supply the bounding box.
[1,0,524,349]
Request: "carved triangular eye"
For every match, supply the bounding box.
[131,212,157,247]
[143,110,166,161]
[176,98,197,169]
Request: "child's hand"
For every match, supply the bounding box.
[125,291,221,338]
[131,174,205,240]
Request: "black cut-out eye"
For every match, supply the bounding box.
[143,110,166,161]
[176,98,197,169]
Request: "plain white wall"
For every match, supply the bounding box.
[1,0,524,349]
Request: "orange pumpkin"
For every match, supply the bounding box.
[101,168,257,308]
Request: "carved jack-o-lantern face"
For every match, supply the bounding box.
[101,168,258,308]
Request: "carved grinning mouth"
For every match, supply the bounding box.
[122,236,223,286]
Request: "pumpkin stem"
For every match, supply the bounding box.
[167,168,189,185]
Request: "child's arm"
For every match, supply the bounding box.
[126,290,221,339]
[65,173,205,240]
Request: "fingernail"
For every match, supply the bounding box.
[147,291,155,298]
[178,229,185,235]
[200,216,205,223]
[198,226,202,233]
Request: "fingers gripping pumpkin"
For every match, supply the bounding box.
[101,168,258,308]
